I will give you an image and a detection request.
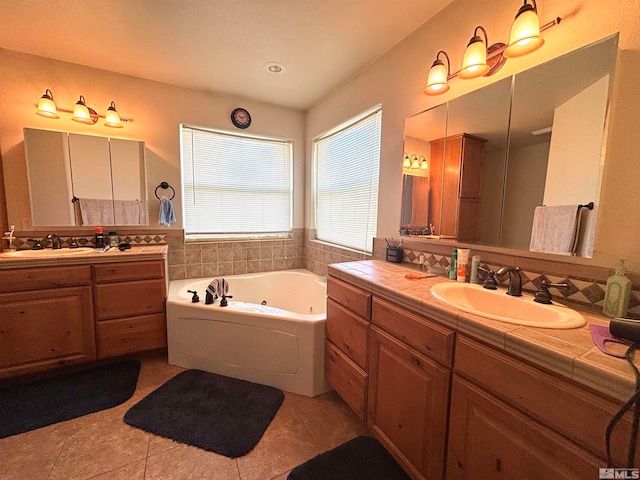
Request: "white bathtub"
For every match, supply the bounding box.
[166,269,331,397]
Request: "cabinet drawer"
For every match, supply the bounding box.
[327,277,371,320]
[94,279,165,320]
[455,336,636,465]
[96,313,167,358]
[372,297,454,366]
[93,261,164,283]
[325,340,368,421]
[327,299,369,370]
[0,265,91,292]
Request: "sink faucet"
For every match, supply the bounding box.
[47,233,62,249]
[496,266,523,297]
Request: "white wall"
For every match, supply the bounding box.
[305,0,640,270]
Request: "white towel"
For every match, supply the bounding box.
[158,196,176,227]
[529,205,580,255]
[78,198,114,225]
[114,199,142,225]
[207,278,229,298]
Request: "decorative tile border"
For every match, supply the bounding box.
[8,233,167,250]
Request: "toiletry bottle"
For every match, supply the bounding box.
[94,226,105,248]
[470,255,481,284]
[457,249,470,282]
[603,259,632,318]
[449,249,457,280]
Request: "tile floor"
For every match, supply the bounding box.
[0,351,369,480]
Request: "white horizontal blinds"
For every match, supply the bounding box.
[182,126,292,238]
[315,108,381,252]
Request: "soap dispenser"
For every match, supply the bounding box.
[603,259,632,318]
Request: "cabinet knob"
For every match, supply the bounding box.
[496,458,502,472]
[411,356,420,366]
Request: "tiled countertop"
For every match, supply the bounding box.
[0,245,167,269]
[329,259,637,403]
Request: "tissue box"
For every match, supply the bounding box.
[386,247,403,263]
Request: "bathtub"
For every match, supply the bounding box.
[166,269,332,397]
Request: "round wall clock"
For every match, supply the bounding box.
[231,108,251,129]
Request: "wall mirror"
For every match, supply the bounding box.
[400,33,618,258]
[24,128,148,227]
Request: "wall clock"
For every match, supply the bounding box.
[231,108,251,129]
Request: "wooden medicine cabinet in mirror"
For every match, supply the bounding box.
[24,129,148,227]
[401,33,618,258]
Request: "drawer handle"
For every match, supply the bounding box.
[495,458,501,472]
[411,356,420,366]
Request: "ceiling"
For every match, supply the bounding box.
[0,0,452,109]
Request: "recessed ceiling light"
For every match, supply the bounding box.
[264,62,286,74]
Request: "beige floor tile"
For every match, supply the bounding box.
[271,472,291,480]
[0,422,70,480]
[87,459,146,479]
[292,390,369,452]
[236,418,318,480]
[48,415,149,480]
[145,443,240,480]
[147,432,181,457]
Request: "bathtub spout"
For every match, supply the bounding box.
[205,291,215,305]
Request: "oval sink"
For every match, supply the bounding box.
[2,247,94,258]
[430,282,586,329]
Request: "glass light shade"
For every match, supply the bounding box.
[420,157,428,169]
[424,61,450,95]
[459,39,490,79]
[403,154,411,168]
[104,102,123,128]
[504,7,544,58]
[411,155,420,169]
[72,97,93,124]
[36,91,59,118]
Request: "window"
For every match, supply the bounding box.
[181,125,292,240]
[314,107,381,253]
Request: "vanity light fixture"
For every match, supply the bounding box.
[411,154,420,169]
[34,90,129,127]
[104,101,123,128]
[403,153,429,170]
[403,153,411,168]
[419,156,428,170]
[35,89,59,118]
[459,26,490,79]
[424,0,561,96]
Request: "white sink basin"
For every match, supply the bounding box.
[430,282,586,329]
[2,247,94,258]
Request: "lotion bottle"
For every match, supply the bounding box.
[449,249,457,280]
[603,259,632,318]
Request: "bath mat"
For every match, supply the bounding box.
[288,435,410,480]
[124,369,284,457]
[0,360,140,439]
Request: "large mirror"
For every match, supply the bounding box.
[401,33,618,258]
[24,129,148,227]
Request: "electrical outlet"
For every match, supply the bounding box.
[21,216,32,230]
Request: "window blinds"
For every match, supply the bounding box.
[181,126,292,239]
[314,108,381,253]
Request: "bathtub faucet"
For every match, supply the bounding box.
[220,295,233,307]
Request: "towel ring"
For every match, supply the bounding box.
[155,181,175,200]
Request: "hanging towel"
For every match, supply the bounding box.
[78,198,114,226]
[207,278,229,299]
[158,196,176,227]
[529,205,580,255]
[114,199,142,225]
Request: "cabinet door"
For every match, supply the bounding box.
[368,326,450,480]
[0,286,96,377]
[459,135,485,199]
[456,198,480,243]
[447,376,601,480]
[94,279,165,320]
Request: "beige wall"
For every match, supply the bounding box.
[306,0,640,270]
[0,48,305,231]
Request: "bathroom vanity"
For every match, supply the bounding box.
[326,260,637,479]
[0,246,167,379]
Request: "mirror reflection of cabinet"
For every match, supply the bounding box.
[24,129,147,227]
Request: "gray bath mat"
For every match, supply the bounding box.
[124,369,284,457]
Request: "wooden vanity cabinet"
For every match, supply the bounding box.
[93,260,167,359]
[325,276,371,421]
[0,265,96,378]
